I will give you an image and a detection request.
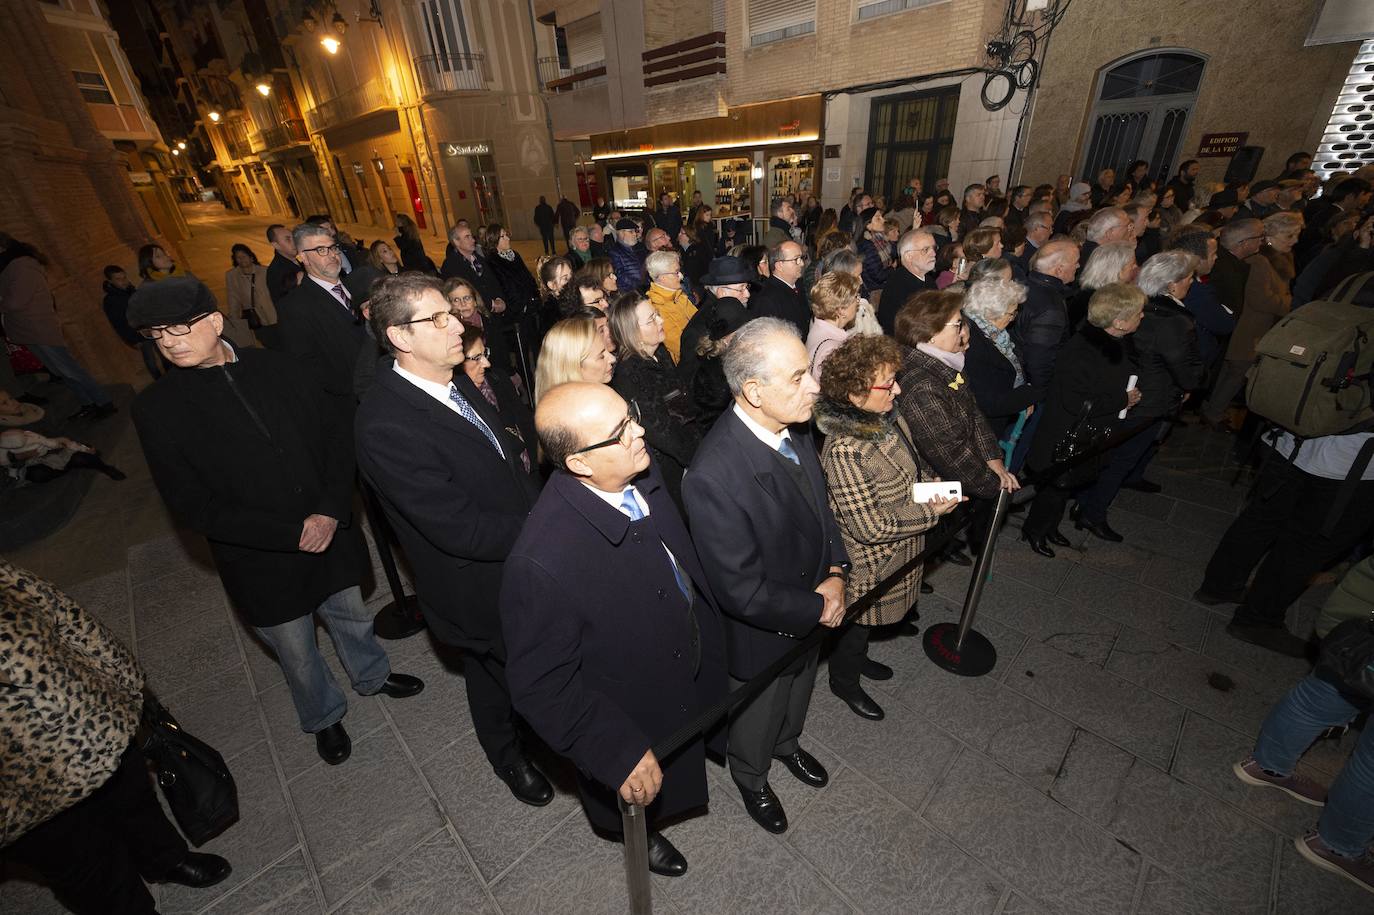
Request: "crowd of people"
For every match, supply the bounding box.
[5,148,1374,907]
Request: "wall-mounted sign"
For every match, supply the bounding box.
[128,171,153,186]
[443,142,491,157]
[1197,132,1249,157]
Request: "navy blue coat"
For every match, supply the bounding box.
[501,466,726,832]
[684,408,849,679]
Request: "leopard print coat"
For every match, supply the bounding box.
[0,560,145,847]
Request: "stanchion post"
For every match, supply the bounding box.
[923,488,1011,676]
[619,797,653,915]
[361,484,426,640]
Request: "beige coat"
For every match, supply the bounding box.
[0,560,145,847]
[224,264,278,326]
[816,401,942,626]
[0,256,63,346]
[1225,251,1293,362]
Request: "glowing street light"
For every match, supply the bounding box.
[208,110,221,122]
[320,36,340,54]
[255,81,272,97]
[177,140,187,150]
[172,148,180,156]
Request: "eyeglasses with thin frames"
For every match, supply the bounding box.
[570,400,642,454]
[138,312,215,339]
[303,244,342,258]
[396,308,464,330]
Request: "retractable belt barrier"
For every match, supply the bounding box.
[618,415,1161,912]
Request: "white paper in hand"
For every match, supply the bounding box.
[1119,374,1138,420]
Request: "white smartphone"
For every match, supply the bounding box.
[912,481,962,503]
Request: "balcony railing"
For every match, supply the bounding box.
[414,53,489,95]
[304,77,397,133]
[260,118,309,150]
[642,32,726,88]
[537,56,570,86]
[544,61,607,93]
[248,131,266,154]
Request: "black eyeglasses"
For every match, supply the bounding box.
[570,400,641,454]
[138,312,215,339]
[303,244,342,257]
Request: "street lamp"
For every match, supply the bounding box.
[255,81,272,97]
[172,148,180,156]
[320,36,340,54]
[177,140,187,150]
[208,110,221,122]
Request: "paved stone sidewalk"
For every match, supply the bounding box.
[1,208,1367,913]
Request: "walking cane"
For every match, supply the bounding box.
[922,486,1011,676]
[999,408,1029,465]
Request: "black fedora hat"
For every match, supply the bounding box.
[700,255,757,286]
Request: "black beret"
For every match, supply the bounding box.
[126,276,218,329]
[615,217,640,230]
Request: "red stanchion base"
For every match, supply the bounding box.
[373,596,426,640]
[922,622,996,677]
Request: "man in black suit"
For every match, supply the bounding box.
[1014,239,1079,389]
[129,277,422,767]
[274,223,369,417]
[354,273,553,807]
[751,241,810,338]
[683,317,848,835]
[879,228,938,334]
[502,383,726,876]
[441,223,506,314]
[265,224,302,305]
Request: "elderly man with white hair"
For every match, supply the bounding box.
[1079,205,1135,270]
[1073,250,1204,542]
[1014,238,1080,389]
[878,227,939,334]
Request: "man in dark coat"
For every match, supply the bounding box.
[555,195,581,241]
[129,278,422,766]
[275,223,369,418]
[440,223,507,312]
[879,228,939,334]
[751,241,809,338]
[1013,239,1080,389]
[265,224,302,304]
[502,383,726,877]
[683,317,848,836]
[653,191,683,241]
[533,196,557,256]
[1166,159,1200,213]
[680,257,755,385]
[609,218,648,292]
[1200,219,1264,429]
[354,273,553,808]
[101,265,162,380]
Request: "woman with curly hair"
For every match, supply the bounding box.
[815,334,961,720]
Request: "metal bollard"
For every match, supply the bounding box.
[619,797,653,915]
[361,484,425,640]
[922,487,1011,676]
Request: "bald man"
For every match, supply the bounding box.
[501,383,726,877]
[1014,238,1081,387]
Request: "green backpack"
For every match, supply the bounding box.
[1246,272,1374,438]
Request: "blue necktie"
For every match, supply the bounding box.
[447,385,504,457]
[778,436,801,465]
[621,489,691,602]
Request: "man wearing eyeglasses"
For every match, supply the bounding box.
[752,241,810,339]
[354,273,554,808]
[128,277,423,766]
[501,382,726,877]
[879,228,939,335]
[609,217,648,292]
[275,223,369,416]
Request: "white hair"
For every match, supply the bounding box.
[722,317,799,395]
[1137,250,1198,297]
[963,277,1027,322]
[1078,242,1137,291]
[1085,206,1130,243]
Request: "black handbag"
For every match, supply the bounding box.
[1050,399,1108,488]
[139,695,239,846]
[1317,618,1374,703]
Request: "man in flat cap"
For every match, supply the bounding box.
[609,217,647,292]
[128,277,423,766]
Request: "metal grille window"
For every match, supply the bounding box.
[1314,40,1374,180]
[748,0,815,47]
[563,15,605,72]
[1079,50,1205,184]
[864,86,959,206]
[856,0,947,22]
[73,69,114,104]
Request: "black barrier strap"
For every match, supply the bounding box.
[648,414,1160,763]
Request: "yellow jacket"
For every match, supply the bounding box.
[647,282,697,363]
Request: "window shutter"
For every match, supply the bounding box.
[747,0,816,46]
[563,16,605,72]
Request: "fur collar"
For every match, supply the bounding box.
[1080,323,1129,363]
[813,397,893,442]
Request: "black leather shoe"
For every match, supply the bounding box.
[942,549,973,566]
[775,748,828,788]
[1074,515,1124,542]
[315,722,351,765]
[737,782,788,834]
[377,673,425,698]
[1193,586,1245,606]
[861,658,893,681]
[1123,478,1162,494]
[646,831,688,877]
[153,853,232,888]
[1225,622,1309,659]
[495,760,554,806]
[1045,528,1071,547]
[831,685,884,720]
[1021,531,1055,558]
[920,580,934,594]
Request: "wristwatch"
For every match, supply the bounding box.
[823,562,852,583]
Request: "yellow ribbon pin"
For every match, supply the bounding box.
[948,372,964,390]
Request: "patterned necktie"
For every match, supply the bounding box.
[777,436,801,465]
[447,385,504,457]
[330,283,351,316]
[621,489,691,602]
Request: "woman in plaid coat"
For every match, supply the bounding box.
[815,335,961,721]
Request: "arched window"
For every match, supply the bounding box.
[1079,50,1207,185]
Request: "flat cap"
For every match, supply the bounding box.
[126,276,217,329]
[614,217,640,230]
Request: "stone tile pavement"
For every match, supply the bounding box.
[3,411,1368,914]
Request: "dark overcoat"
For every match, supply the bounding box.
[895,347,1003,499]
[502,466,726,832]
[355,362,540,652]
[878,264,935,335]
[275,277,368,414]
[265,251,301,305]
[683,409,848,679]
[750,276,810,340]
[610,344,700,511]
[132,347,364,627]
[963,318,1040,432]
[1012,271,1073,388]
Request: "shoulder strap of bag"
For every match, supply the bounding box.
[1321,432,1374,537]
[1329,271,1374,307]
